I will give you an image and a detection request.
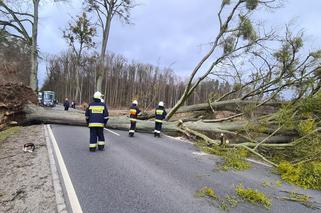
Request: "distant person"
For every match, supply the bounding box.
[64,98,70,111]
[129,100,142,137]
[71,101,76,109]
[154,101,167,137]
[85,91,109,152]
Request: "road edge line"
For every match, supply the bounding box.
[104,128,120,136]
[44,125,68,213]
[47,125,83,213]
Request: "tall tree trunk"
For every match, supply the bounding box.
[29,0,39,91]
[96,14,112,92]
[74,66,80,103]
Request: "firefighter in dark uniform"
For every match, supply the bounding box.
[154,101,167,137]
[85,91,109,152]
[129,100,142,137]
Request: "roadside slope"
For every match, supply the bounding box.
[0,125,56,212]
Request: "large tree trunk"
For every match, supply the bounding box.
[96,14,112,92]
[29,0,39,91]
[175,99,283,114]
[166,91,189,121]
[22,104,296,143]
[74,66,80,103]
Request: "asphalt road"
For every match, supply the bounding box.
[50,125,321,213]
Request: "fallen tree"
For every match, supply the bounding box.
[22,104,296,143]
[176,99,282,114]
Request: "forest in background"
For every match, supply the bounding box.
[42,52,233,108]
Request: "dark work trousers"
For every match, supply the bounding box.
[129,121,136,132]
[154,122,162,133]
[90,127,105,146]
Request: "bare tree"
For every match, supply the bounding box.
[63,12,96,103]
[165,0,281,120]
[0,0,40,90]
[84,0,136,92]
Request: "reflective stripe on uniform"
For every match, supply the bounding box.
[155,119,163,123]
[104,117,109,119]
[89,106,105,114]
[156,109,164,115]
[130,118,137,122]
[88,123,104,127]
[89,143,97,148]
[129,130,135,133]
[130,109,137,115]
[97,141,105,145]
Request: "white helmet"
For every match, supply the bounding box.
[94,91,102,99]
[158,101,164,107]
[132,100,138,105]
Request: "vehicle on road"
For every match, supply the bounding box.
[39,91,56,107]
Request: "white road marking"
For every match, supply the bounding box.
[166,135,272,167]
[47,125,83,213]
[165,135,194,144]
[192,151,209,156]
[104,128,120,136]
[44,125,67,212]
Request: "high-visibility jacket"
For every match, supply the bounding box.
[85,99,109,127]
[129,104,141,122]
[155,106,167,123]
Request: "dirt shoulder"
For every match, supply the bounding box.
[0,125,56,212]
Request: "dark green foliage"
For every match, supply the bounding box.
[63,12,96,54]
[235,184,272,209]
[310,50,321,59]
[246,0,259,10]
[195,186,219,200]
[222,0,231,6]
[196,141,251,171]
[278,161,321,190]
[219,148,252,171]
[223,36,236,54]
[239,16,257,41]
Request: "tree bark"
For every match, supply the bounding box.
[97,13,112,92]
[29,0,39,91]
[22,104,296,144]
[173,99,283,114]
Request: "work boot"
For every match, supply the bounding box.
[89,147,96,152]
[129,132,134,137]
[98,145,104,151]
[157,133,161,138]
[154,132,157,137]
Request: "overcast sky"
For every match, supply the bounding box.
[37,0,321,87]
